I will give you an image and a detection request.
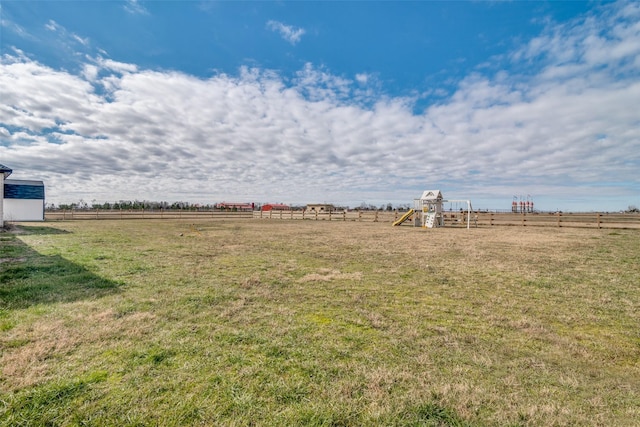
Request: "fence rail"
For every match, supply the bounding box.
[44,209,640,229]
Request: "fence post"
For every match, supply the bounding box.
[343,211,346,221]
[329,210,332,221]
[557,211,561,227]
[374,211,379,222]
[522,212,526,227]
[597,212,601,229]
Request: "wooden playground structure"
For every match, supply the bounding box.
[392,190,474,229]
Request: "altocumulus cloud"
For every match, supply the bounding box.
[0,1,639,210]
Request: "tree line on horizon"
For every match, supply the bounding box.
[49,200,212,211]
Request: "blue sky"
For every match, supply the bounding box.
[1,1,639,211]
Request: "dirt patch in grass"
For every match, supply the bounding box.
[0,257,27,264]
[298,268,363,283]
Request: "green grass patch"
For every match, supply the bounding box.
[1,370,108,426]
[0,232,121,310]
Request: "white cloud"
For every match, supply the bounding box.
[97,57,138,74]
[82,64,99,82]
[43,19,92,52]
[355,73,369,84]
[124,0,149,15]
[516,1,640,77]
[45,20,61,32]
[72,34,90,46]
[294,63,352,102]
[267,20,305,45]
[1,16,31,40]
[1,1,638,211]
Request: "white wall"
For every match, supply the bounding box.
[3,199,44,222]
[0,174,4,227]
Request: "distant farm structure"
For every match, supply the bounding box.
[512,195,535,213]
[261,203,290,211]
[306,204,336,213]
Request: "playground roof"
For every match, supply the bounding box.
[420,190,443,201]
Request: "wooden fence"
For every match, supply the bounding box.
[45,209,253,221]
[471,212,640,229]
[44,209,640,229]
[44,209,397,222]
[253,209,397,222]
[253,210,640,229]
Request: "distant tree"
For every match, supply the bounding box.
[627,205,639,213]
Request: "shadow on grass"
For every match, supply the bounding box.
[11,224,72,235]
[0,231,122,310]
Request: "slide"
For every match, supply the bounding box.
[392,209,415,226]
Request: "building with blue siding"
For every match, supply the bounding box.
[1,164,45,224]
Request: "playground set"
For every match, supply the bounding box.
[393,190,474,229]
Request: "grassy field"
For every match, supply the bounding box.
[1,220,639,426]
